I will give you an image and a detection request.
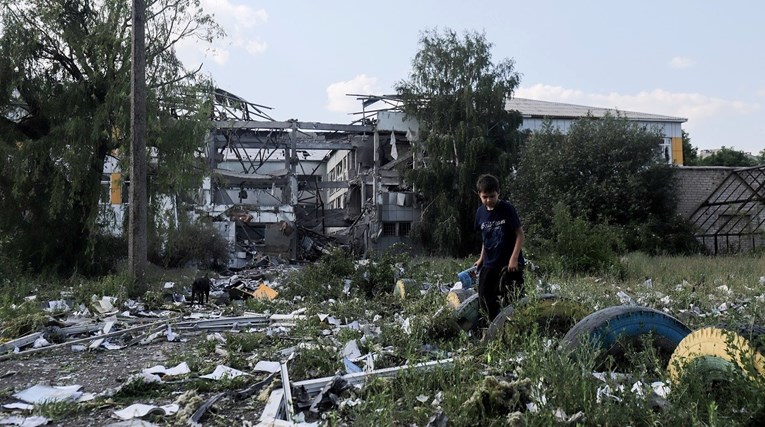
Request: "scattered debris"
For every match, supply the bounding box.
[200,365,249,380]
[0,415,49,427]
[12,384,84,404]
[112,403,180,421]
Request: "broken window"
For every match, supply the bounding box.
[382,222,397,237]
[399,222,411,237]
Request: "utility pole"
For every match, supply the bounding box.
[129,0,147,292]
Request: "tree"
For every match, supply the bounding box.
[681,129,698,165]
[514,115,700,255]
[0,0,222,276]
[395,28,524,257]
[696,146,758,167]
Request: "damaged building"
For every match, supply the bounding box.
[100,90,422,268]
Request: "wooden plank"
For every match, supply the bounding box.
[0,332,43,354]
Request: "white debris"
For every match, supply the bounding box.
[200,365,249,380]
[125,372,162,385]
[142,362,190,377]
[253,361,281,374]
[341,340,362,360]
[0,415,49,427]
[616,291,634,305]
[112,403,179,420]
[12,384,83,404]
[2,402,34,411]
[46,300,69,312]
[32,337,50,349]
[596,384,623,403]
[652,381,671,398]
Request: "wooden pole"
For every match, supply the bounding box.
[129,0,148,291]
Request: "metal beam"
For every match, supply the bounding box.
[212,120,372,133]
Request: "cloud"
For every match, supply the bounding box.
[515,83,760,135]
[177,1,268,67]
[326,74,382,113]
[245,39,268,55]
[669,56,695,69]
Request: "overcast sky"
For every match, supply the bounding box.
[178,0,765,155]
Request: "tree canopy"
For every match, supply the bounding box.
[513,115,700,255]
[0,0,222,276]
[693,146,759,167]
[395,28,525,256]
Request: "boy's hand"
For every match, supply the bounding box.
[508,258,519,272]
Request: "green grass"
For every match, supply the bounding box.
[2,251,765,425]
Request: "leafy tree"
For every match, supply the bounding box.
[395,28,525,256]
[681,129,698,165]
[0,0,222,276]
[514,115,700,255]
[696,146,758,167]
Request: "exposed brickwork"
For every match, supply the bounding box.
[673,166,732,218]
[673,166,765,253]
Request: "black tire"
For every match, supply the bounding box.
[483,294,588,342]
[562,305,691,370]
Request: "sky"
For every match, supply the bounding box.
[177,0,765,155]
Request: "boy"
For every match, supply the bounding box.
[473,174,526,326]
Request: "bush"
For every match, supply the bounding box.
[537,203,622,275]
[282,248,355,301]
[148,220,230,269]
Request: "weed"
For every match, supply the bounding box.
[34,400,81,420]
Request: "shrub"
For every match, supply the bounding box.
[537,202,621,275]
[149,220,230,269]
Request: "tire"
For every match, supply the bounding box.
[445,289,475,309]
[393,279,418,299]
[562,305,691,369]
[454,293,480,332]
[668,326,765,382]
[483,294,588,342]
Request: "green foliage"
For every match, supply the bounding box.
[282,248,355,301]
[682,129,698,165]
[695,146,759,167]
[148,220,230,269]
[34,400,81,421]
[0,0,222,276]
[537,202,622,275]
[351,247,410,298]
[515,115,698,255]
[396,28,525,257]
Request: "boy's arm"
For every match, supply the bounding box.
[475,244,485,268]
[508,227,525,271]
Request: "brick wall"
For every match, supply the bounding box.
[673,166,765,253]
[673,166,732,218]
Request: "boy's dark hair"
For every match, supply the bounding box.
[476,174,500,193]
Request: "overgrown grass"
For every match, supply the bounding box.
[2,250,765,425]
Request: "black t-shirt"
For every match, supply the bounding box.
[475,200,524,270]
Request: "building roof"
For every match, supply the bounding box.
[506,98,687,123]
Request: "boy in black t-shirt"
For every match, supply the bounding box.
[473,174,526,327]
